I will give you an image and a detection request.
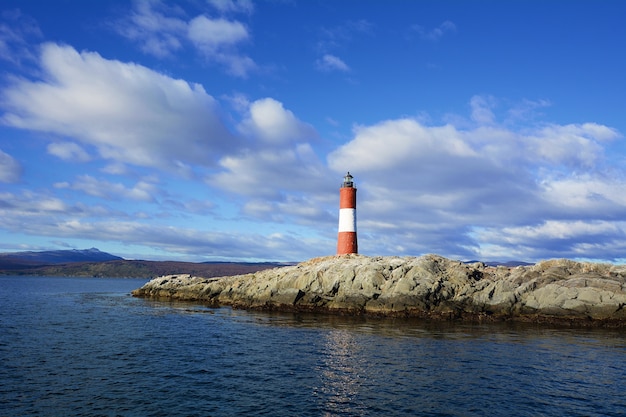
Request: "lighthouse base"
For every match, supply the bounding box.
[337,232,358,255]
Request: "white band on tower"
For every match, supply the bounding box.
[338,208,356,232]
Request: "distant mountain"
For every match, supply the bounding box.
[16,260,287,278]
[0,248,288,278]
[0,248,123,266]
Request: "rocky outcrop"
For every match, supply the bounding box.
[131,254,626,325]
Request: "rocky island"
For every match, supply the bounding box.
[132,254,626,326]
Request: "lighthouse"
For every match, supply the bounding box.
[337,172,358,255]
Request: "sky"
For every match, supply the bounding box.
[1,0,625,263]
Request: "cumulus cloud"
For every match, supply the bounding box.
[0,149,22,183]
[1,43,235,174]
[527,123,619,167]
[329,119,475,173]
[238,98,317,145]
[539,175,626,217]
[208,98,328,207]
[188,16,248,50]
[316,54,350,72]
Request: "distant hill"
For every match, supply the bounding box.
[0,248,288,278]
[0,248,123,266]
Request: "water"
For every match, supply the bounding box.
[1,276,625,417]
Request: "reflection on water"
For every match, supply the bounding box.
[317,329,367,416]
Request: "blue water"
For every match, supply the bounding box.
[1,276,625,416]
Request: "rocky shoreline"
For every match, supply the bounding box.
[131,254,626,326]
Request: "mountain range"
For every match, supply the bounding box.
[0,248,286,278]
[0,248,123,265]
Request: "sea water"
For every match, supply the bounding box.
[0,275,625,417]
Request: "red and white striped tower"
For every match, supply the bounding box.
[337,172,358,255]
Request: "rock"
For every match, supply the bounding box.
[131,254,626,325]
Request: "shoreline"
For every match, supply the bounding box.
[132,294,626,328]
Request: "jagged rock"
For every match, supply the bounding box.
[131,254,626,325]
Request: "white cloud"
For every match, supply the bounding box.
[238,98,317,145]
[101,162,129,175]
[214,53,256,77]
[0,8,42,65]
[503,220,620,242]
[54,175,159,202]
[188,15,248,50]
[317,19,374,53]
[507,98,551,121]
[0,191,71,217]
[223,92,250,112]
[207,0,254,14]
[328,118,475,173]
[578,123,621,141]
[47,142,91,162]
[316,54,350,72]
[37,197,68,212]
[474,220,626,261]
[114,1,255,76]
[528,123,619,167]
[539,174,626,216]
[0,149,22,183]
[470,95,496,124]
[412,20,457,41]
[210,143,331,198]
[188,15,254,76]
[0,189,135,233]
[243,195,330,222]
[114,0,187,58]
[1,43,235,173]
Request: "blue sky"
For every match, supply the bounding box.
[1,0,625,263]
